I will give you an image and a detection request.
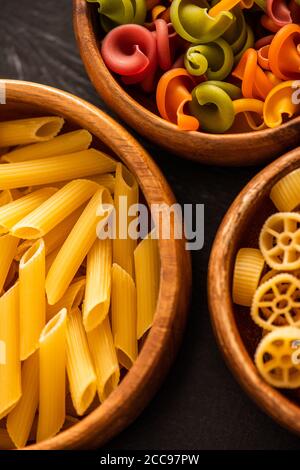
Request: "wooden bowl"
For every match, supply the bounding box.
[208,147,300,436]
[73,0,300,167]
[1,79,191,449]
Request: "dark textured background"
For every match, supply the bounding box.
[1,0,300,450]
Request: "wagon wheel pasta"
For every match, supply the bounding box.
[259,212,300,270]
[251,273,300,330]
[0,117,161,448]
[255,327,300,388]
[233,248,265,306]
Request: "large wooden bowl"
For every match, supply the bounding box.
[1,79,191,449]
[208,147,300,436]
[73,0,300,167]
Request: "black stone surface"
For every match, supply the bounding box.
[1,0,300,450]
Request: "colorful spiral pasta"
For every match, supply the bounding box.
[88,0,147,32]
[184,38,234,80]
[189,81,241,132]
[101,24,157,92]
[170,0,235,44]
[156,68,200,130]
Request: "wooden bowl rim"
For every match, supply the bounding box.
[208,147,300,435]
[2,79,191,449]
[73,0,300,164]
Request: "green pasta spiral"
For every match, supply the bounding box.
[222,6,254,63]
[184,38,234,80]
[170,0,235,44]
[87,0,147,32]
[189,81,241,133]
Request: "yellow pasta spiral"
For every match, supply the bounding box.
[270,168,300,212]
[232,248,265,306]
[255,327,300,388]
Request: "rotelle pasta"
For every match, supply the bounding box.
[92,0,300,134]
[232,165,300,389]
[0,118,160,447]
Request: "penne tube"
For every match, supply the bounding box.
[0,117,64,147]
[66,308,96,416]
[4,259,18,293]
[0,190,13,206]
[7,351,39,448]
[19,239,46,361]
[88,174,115,194]
[1,129,92,163]
[113,163,139,277]
[0,149,116,190]
[12,180,99,239]
[111,264,138,370]
[45,247,60,275]
[46,277,86,321]
[0,283,21,420]
[37,308,67,443]
[0,235,19,293]
[134,233,160,339]
[46,188,113,305]
[15,240,35,262]
[87,316,120,403]
[0,187,57,235]
[83,238,112,332]
[15,205,84,262]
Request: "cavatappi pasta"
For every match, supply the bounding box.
[232,165,300,390]
[0,118,160,448]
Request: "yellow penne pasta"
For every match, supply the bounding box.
[7,351,39,448]
[15,205,84,262]
[0,187,57,234]
[83,238,112,332]
[0,149,116,190]
[134,233,160,339]
[0,190,13,206]
[1,129,92,163]
[46,188,113,305]
[12,180,99,239]
[0,117,64,147]
[19,239,46,361]
[111,264,137,370]
[15,240,35,262]
[87,316,120,403]
[46,277,86,321]
[37,308,67,443]
[88,174,115,194]
[113,163,139,277]
[66,308,96,416]
[0,235,19,293]
[4,260,18,293]
[45,247,60,275]
[0,283,21,420]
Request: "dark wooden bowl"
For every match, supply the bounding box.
[208,147,300,436]
[73,0,300,167]
[1,79,191,449]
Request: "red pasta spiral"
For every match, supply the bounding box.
[101,24,157,92]
[147,19,177,71]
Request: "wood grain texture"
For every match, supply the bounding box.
[73,0,300,167]
[208,148,300,436]
[1,80,191,449]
